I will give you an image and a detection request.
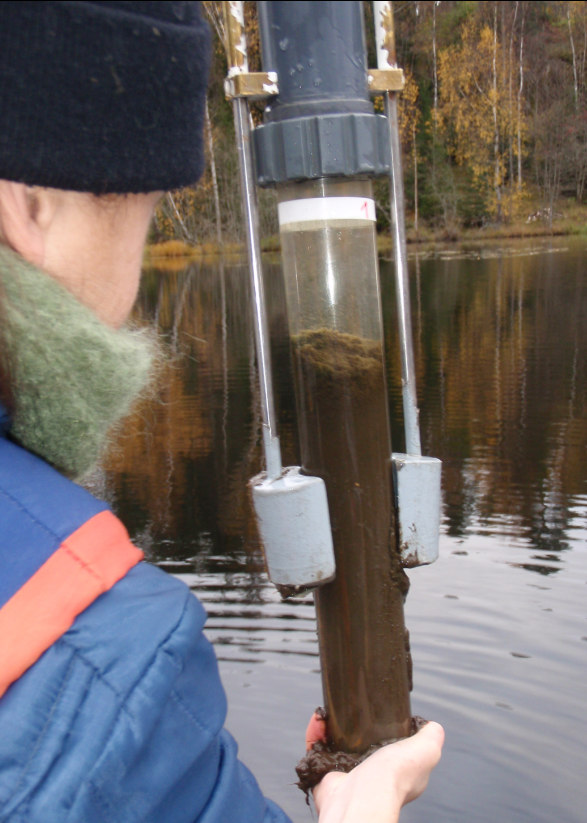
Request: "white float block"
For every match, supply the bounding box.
[250,466,335,592]
[392,453,441,567]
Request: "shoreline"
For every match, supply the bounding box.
[146,212,587,263]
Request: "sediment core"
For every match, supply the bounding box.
[291,328,412,753]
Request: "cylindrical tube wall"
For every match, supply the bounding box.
[278,178,412,752]
[258,1,372,121]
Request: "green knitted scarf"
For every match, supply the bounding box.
[0,245,158,479]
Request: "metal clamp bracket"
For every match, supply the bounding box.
[224,68,403,100]
[368,67,405,93]
[224,70,279,101]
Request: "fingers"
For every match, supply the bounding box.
[305,710,328,751]
[395,721,445,804]
[313,722,445,822]
[405,720,445,761]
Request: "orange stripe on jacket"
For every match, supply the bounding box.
[0,510,143,698]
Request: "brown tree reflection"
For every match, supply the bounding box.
[382,241,585,570]
[104,242,586,575]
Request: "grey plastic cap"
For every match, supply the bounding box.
[254,1,391,186]
[253,112,390,186]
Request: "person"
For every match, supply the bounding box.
[0,2,444,821]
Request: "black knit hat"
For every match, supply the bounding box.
[0,1,211,193]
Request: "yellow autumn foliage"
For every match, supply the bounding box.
[438,18,527,220]
[398,67,420,152]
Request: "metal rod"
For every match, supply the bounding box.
[374,1,422,457]
[223,1,282,479]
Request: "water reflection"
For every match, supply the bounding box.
[105,239,585,574]
[101,238,587,823]
[382,239,585,572]
[105,260,264,560]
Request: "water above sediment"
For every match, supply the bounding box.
[100,236,587,823]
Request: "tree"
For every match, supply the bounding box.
[151,1,586,243]
[525,1,587,207]
[566,1,587,200]
[437,6,524,220]
[398,68,422,231]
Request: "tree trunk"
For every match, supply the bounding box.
[413,123,419,236]
[431,0,440,180]
[205,99,223,246]
[493,2,502,220]
[517,5,526,192]
[432,1,439,119]
[166,192,193,244]
[567,3,579,113]
[508,3,519,192]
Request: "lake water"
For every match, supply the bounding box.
[102,236,586,823]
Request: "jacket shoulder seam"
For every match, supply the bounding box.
[57,582,193,706]
[3,652,79,817]
[0,485,59,542]
[169,687,212,738]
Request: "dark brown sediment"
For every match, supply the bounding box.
[291,328,412,755]
[295,714,429,796]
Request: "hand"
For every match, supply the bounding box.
[312,721,444,823]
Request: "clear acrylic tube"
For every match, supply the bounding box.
[278,178,412,752]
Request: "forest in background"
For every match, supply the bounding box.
[151,1,587,247]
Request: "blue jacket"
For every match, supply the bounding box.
[0,419,292,823]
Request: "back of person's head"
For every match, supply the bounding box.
[0,1,211,441]
[0,0,211,194]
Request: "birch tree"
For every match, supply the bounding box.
[437,13,523,219]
